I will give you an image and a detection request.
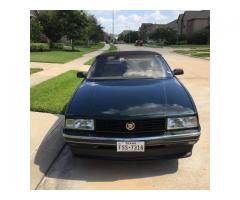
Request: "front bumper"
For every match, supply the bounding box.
[63,129,200,159]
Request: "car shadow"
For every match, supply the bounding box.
[33,115,65,180]
[43,147,178,182]
[33,117,178,183]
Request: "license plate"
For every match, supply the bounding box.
[117,141,145,152]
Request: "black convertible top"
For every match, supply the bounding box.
[96,51,161,59]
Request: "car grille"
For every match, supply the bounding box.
[95,118,166,136]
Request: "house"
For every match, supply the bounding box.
[177,10,210,37]
[118,30,132,37]
[117,30,135,42]
[138,21,178,41]
[166,19,178,31]
[139,20,178,34]
[139,10,210,40]
[139,23,165,35]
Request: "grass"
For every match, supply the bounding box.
[169,44,210,49]
[144,43,163,48]
[30,43,104,64]
[190,52,210,57]
[107,44,117,52]
[30,70,83,114]
[144,43,210,49]
[188,48,210,52]
[174,48,210,58]
[84,57,95,65]
[30,68,43,74]
[84,44,118,65]
[174,50,190,54]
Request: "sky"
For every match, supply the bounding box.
[88,10,184,35]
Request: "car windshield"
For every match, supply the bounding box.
[88,54,172,79]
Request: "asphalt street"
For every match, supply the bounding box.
[36,44,210,190]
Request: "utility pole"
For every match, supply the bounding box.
[128,26,131,43]
[112,10,114,43]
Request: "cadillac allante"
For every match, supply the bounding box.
[63,51,201,159]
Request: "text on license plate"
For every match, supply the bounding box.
[117,141,145,152]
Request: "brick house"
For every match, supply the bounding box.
[177,10,210,37]
[139,10,210,41]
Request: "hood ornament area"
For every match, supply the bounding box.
[126,122,135,131]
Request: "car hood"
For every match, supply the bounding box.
[66,78,196,119]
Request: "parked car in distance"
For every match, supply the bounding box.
[135,40,143,46]
[63,51,201,160]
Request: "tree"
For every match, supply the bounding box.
[84,15,96,46]
[119,31,139,43]
[139,25,150,42]
[165,28,177,44]
[57,10,88,51]
[90,24,104,43]
[150,28,177,44]
[129,31,139,43]
[38,11,64,47]
[34,10,104,50]
[30,19,43,42]
[85,15,104,45]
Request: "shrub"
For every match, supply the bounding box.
[187,28,210,44]
[149,28,177,45]
[74,40,86,46]
[176,40,188,45]
[178,34,187,41]
[30,43,50,52]
[52,43,64,50]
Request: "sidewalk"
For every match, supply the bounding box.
[30,44,109,87]
[30,45,109,188]
[30,111,65,189]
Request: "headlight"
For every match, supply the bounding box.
[65,119,94,130]
[167,116,198,130]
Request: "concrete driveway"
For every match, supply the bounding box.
[33,44,210,190]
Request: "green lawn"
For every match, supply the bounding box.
[173,50,190,55]
[144,43,163,48]
[30,43,104,64]
[144,43,210,49]
[84,57,95,65]
[30,70,83,114]
[107,44,117,52]
[190,52,210,57]
[84,44,117,65]
[174,48,210,58]
[169,44,210,49]
[30,68,43,74]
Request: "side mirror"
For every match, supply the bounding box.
[173,68,184,75]
[77,71,87,78]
